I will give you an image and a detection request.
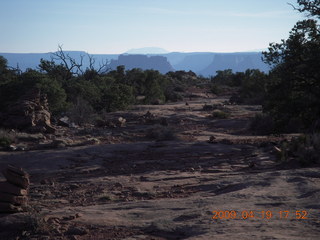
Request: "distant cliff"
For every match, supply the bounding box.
[0,51,269,76]
[198,52,269,76]
[165,52,269,76]
[108,54,174,74]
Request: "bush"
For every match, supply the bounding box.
[210,84,221,94]
[277,133,320,167]
[249,113,275,135]
[67,97,96,126]
[202,104,216,111]
[101,83,135,112]
[146,125,176,141]
[0,129,15,147]
[164,88,183,102]
[210,110,230,119]
[262,18,320,131]
[202,104,226,111]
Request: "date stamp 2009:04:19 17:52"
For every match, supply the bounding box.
[212,210,309,220]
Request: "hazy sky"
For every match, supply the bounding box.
[0,0,303,54]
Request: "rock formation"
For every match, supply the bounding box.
[108,54,174,74]
[0,165,30,213]
[0,89,56,133]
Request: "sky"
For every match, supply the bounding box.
[0,0,304,54]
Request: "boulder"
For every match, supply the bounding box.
[58,116,71,127]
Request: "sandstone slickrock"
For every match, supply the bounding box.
[0,89,56,133]
[0,165,30,213]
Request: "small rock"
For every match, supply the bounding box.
[40,179,54,186]
[58,116,70,127]
[7,145,17,151]
[52,139,67,148]
[16,145,27,151]
[139,176,148,181]
[208,136,216,143]
[117,117,126,127]
[84,138,100,145]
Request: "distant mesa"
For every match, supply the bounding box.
[125,47,169,54]
[109,54,174,74]
[0,50,270,76]
[197,52,269,76]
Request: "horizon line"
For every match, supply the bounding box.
[0,49,267,55]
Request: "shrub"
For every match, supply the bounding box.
[249,113,275,135]
[146,125,176,141]
[202,104,226,112]
[210,84,221,94]
[0,129,15,147]
[211,110,230,119]
[101,83,135,112]
[277,133,320,166]
[202,104,215,111]
[67,97,96,126]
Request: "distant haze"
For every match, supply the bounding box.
[125,47,169,54]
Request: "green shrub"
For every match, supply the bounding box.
[0,129,15,147]
[211,110,230,119]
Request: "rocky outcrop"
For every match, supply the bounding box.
[0,89,55,133]
[0,165,30,213]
